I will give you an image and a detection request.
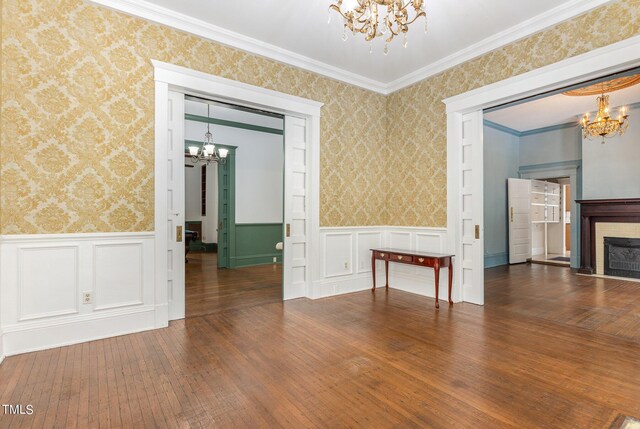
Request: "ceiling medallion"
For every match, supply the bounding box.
[580,94,629,144]
[564,75,640,96]
[328,0,427,55]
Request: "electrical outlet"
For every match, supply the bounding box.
[273,256,277,263]
[83,292,92,304]
[344,262,348,270]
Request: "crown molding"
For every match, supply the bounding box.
[87,0,613,95]
[87,0,389,93]
[385,0,613,93]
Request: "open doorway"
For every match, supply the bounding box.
[183,97,285,317]
[480,67,640,314]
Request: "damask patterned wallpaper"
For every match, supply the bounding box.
[386,0,640,227]
[1,0,639,233]
[1,0,388,233]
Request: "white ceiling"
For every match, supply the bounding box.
[484,83,640,132]
[93,0,612,93]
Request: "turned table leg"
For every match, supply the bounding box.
[434,260,440,309]
[371,252,376,291]
[385,259,389,289]
[448,258,454,306]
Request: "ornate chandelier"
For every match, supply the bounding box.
[188,104,229,164]
[328,0,427,54]
[580,93,629,144]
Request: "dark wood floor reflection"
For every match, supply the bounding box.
[186,251,282,317]
[1,264,639,428]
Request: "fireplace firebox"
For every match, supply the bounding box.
[604,237,640,279]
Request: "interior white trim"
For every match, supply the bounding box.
[444,35,640,113]
[87,0,611,95]
[444,35,640,305]
[314,226,455,302]
[0,328,4,364]
[0,232,155,356]
[0,231,154,243]
[153,59,323,316]
[385,0,612,93]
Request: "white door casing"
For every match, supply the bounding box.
[283,116,308,300]
[508,178,532,264]
[153,60,322,324]
[445,36,640,305]
[167,91,186,321]
[460,111,484,305]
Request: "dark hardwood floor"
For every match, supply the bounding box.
[185,251,282,317]
[486,264,640,341]
[1,263,640,428]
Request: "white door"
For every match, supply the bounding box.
[283,116,308,300]
[460,111,484,305]
[508,178,532,264]
[167,91,186,320]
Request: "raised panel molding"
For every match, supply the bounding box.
[356,232,383,274]
[323,233,353,278]
[315,226,451,301]
[0,232,155,356]
[94,242,144,311]
[18,245,79,321]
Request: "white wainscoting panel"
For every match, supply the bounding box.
[323,233,353,278]
[313,227,452,302]
[356,231,383,274]
[1,233,155,356]
[18,245,79,321]
[94,242,145,311]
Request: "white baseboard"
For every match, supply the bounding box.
[389,271,455,303]
[316,226,457,302]
[310,274,380,299]
[1,232,158,356]
[2,305,157,356]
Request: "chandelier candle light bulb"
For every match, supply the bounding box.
[580,93,629,144]
[188,103,229,165]
[329,0,427,52]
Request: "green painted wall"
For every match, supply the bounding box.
[231,223,283,268]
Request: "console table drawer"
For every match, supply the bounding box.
[415,256,436,266]
[374,251,389,260]
[393,254,413,263]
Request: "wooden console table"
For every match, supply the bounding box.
[371,248,454,308]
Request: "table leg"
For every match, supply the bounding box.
[448,258,454,306]
[371,252,376,291]
[385,260,389,289]
[434,261,440,309]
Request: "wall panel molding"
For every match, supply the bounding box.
[314,226,453,301]
[18,245,80,321]
[1,232,155,356]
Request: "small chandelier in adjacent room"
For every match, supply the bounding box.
[580,93,629,144]
[188,104,229,164]
[328,0,427,54]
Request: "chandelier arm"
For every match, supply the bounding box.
[328,4,350,21]
[403,10,426,25]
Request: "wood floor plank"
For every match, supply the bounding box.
[1,263,640,427]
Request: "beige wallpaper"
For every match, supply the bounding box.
[386,0,640,227]
[1,0,388,233]
[1,0,639,233]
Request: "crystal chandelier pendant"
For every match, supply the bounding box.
[329,0,427,51]
[580,93,629,144]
